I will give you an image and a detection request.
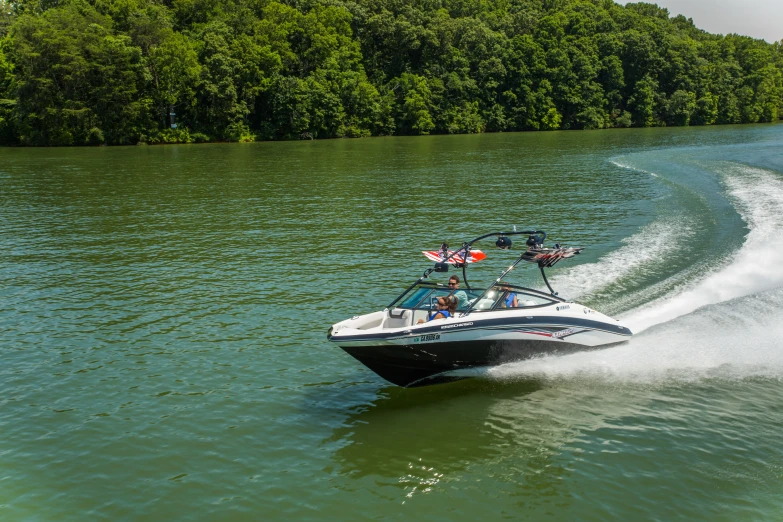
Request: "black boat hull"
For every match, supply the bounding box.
[340,338,624,387]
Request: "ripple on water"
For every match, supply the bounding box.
[3,128,783,519]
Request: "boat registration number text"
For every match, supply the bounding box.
[415,334,441,342]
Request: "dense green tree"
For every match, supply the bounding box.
[148,31,201,128]
[692,92,718,125]
[0,39,17,143]
[393,72,435,134]
[666,89,696,126]
[628,74,658,127]
[9,2,149,145]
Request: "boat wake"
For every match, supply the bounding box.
[626,163,783,333]
[549,216,695,301]
[468,162,783,386]
[465,286,783,386]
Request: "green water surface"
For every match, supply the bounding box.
[2,124,783,520]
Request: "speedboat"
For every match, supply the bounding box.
[328,230,632,387]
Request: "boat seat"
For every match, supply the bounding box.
[473,298,496,310]
[384,308,411,328]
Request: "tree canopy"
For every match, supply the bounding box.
[0,0,781,145]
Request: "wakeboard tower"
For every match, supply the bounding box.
[328,230,632,387]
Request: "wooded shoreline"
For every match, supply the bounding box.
[0,0,781,147]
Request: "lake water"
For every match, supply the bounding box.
[2,124,783,520]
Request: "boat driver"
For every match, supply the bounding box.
[448,276,469,308]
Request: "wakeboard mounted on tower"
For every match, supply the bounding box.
[415,229,583,299]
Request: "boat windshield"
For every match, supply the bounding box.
[397,283,559,312]
[488,283,559,309]
[398,285,483,311]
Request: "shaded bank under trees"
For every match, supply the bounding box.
[0,0,781,146]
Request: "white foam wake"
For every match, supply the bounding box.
[550,218,693,299]
[468,163,783,386]
[625,164,783,333]
[481,288,783,385]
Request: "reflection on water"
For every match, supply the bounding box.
[325,364,783,518]
[329,380,545,502]
[326,377,667,508]
[331,381,538,473]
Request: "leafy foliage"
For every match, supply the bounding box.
[0,0,781,145]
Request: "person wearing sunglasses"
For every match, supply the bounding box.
[448,276,468,308]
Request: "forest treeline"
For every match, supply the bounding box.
[0,0,781,145]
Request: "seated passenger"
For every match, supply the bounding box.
[500,285,518,308]
[417,296,456,323]
[444,295,458,316]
